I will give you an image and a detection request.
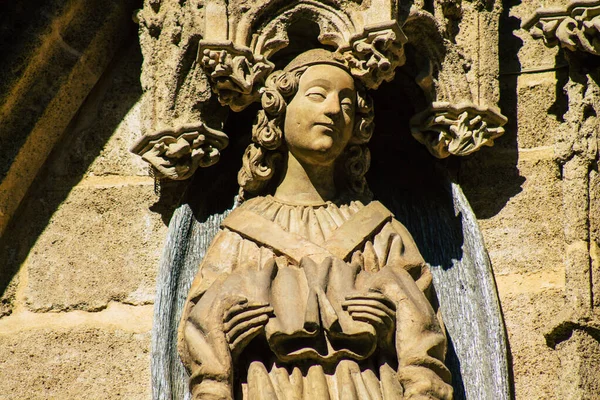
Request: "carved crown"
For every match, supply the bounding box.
[198,0,408,111]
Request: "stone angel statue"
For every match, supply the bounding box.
[177,49,454,400]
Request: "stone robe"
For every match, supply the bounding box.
[178,196,453,400]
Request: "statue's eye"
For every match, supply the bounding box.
[306,89,327,101]
[341,100,354,111]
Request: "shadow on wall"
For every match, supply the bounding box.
[459,0,525,220]
[585,56,600,88]
[368,3,523,396]
[457,0,527,397]
[548,51,569,122]
[0,36,142,311]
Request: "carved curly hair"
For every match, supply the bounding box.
[237,66,375,202]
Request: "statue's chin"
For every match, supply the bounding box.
[289,142,345,167]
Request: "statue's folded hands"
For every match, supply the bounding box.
[343,291,397,353]
[398,367,454,400]
[222,297,274,357]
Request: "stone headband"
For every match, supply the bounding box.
[284,48,350,74]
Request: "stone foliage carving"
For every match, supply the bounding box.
[200,21,409,110]
[133,0,423,178]
[410,102,507,158]
[130,122,228,180]
[522,1,600,56]
[344,22,408,89]
[402,11,508,158]
[199,43,274,111]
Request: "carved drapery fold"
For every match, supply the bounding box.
[133,2,513,400]
[522,0,600,56]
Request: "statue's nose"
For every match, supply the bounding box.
[323,94,342,120]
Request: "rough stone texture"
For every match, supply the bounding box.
[516,73,565,149]
[495,269,564,297]
[86,96,152,178]
[461,157,564,276]
[0,0,138,236]
[576,331,600,398]
[456,0,600,398]
[500,290,564,399]
[21,184,163,312]
[0,276,18,318]
[454,0,502,106]
[67,43,149,179]
[0,40,166,313]
[556,330,600,399]
[509,2,561,73]
[0,11,162,399]
[591,169,600,309]
[29,40,149,181]
[460,146,568,400]
[0,327,151,400]
[0,0,598,398]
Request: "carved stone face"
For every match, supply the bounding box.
[283,64,356,166]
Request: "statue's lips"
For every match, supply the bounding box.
[313,122,337,132]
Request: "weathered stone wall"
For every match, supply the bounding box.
[0,39,163,399]
[0,0,599,399]
[460,0,600,399]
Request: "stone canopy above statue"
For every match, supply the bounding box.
[132,0,508,182]
[197,0,408,110]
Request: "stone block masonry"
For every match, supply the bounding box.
[0,305,152,400]
[0,33,165,399]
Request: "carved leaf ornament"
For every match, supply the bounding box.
[410,102,507,158]
[345,22,408,88]
[199,42,274,112]
[522,0,600,56]
[133,2,513,400]
[130,122,229,180]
